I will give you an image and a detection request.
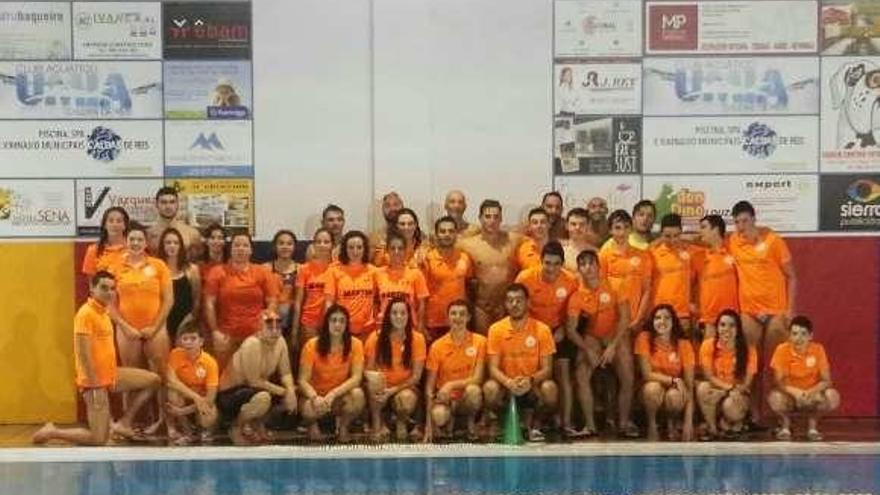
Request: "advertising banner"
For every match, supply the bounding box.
[0,179,75,237]
[643,174,819,232]
[164,120,253,177]
[642,116,819,174]
[73,2,162,59]
[645,1,818,55]
[0,61,163,119]
[555,1,642,58]
[0,2,71,60]
[555,116,641,175]
[643,57,819,116]
[0,120,163,178]
[166,178,253,234]
[819,174,880,231]
[164,61,251,119]
[554,62,641,116]
[821,1,880,55]
[163,2,251,59]
[75,179,162,236]
[820,56,880,172]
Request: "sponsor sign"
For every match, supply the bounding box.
[645,1,818,55]
[166,178,253,233]
[0,2,71,60]
[164,120,253,177]
[164,61,251,119]
[821,1,880,55]
[0,61,163,119]
[820,56,880,172]
[555,116,641,175]
[644,174,819,232]
[554,175,642,214]
[0,179,75,237]
[819,174,880,231]
[0,120,163,178]
[75,179,162,236]
[163,2,251,59]
[555,1,642,57]
[555,63,641,116]
[643,57,819,116]
[642,116,819,174]
[73,2,162,60]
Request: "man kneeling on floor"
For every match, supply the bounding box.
[33,271,161,445]
[483,283,558,442]
[217,311,297,445]
[166,319,219,445]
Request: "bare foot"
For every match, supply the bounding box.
[111,422,139,440]
[307,424,324,443]
[395,420,408,442]
[32,423,55,444]
[337,426,352,444]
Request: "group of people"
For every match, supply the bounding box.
[32,187,840,446]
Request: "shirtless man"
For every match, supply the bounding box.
[561,207,597,273]
[444,190,481,238]
[585,196,609,247]
[541,191,566,241]
[458,199,521,333]
[147,186,203,260]
[370,191,404,262]
[216,311,297,445]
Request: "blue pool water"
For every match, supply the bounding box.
[1,454,878,495]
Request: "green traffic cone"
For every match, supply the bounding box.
[502,395,524,445]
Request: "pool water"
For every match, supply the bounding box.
[1,454,877,495]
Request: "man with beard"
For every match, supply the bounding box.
[541,191,566,241]
[424,216,474,341]
[585,196,609,247]
[370,191,404,263]
[443,190,480,238]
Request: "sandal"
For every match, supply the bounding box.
[619,423,640,439]
[775,427,792,441]
[527,428,546,442]
[806,429,823,441]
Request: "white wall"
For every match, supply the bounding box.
[255,0,553,239]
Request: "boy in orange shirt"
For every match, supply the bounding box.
[423,216,474,341]
[599,210,652,334]
[768,316,840,441]
[649,213,700,339]
[166,319,220,445]
[33,271,160,445]
[694,214,738,339]
[516,208,550,271]
[483,283,558,442]
[423,299,486,442]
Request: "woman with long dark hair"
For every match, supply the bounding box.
[374,208,426,268]
[82,206,129,276]
[158,228,201,341]
[696,309,756,440]
[635,304,695,441]
[364,297,426,442]
[297,304,365,443]
[262,229,299,340]
[324,230,378,339]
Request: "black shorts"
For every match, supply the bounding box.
[216,385,260,420]
[513,390,540,410]
[557,336,579,361]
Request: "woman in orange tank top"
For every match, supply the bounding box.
[81,206,129,277]
[294,228,334,347]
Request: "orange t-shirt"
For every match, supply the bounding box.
[516,237,542,272]
[82,243,127,277]
[770,342,830,391]
[204,263,278,339]
[167,348,219,396]
[487,316,555,379]
[74,298,117,388]
[295,260,331,329]
[112,255,171,329]
[634,332,695,378]
[324,263,377,336]
[364,330,427,387]
[599,241,652,321]
[649,243,698,318]
[567,280,623,339]
[300,336,365,395]
[199,260,224,283]
[423,248,473,329]
[373,244,424,269]
[375,265,430,321]
[699,338,758,386]
[693,247,739,324]
[514,267,578,328]
[727,229,791,315]
[426,331,487,390]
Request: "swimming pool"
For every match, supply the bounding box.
[2,445,878,495]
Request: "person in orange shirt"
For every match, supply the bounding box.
[109,223,173,434]
[423,299,486,443]
[483,283,558,442]
[423,216,474,341]
[81,206,129,277]
[165,320,219,445]
[768,316,840,441]
[33,271,160,445]
[199,224,227,282]
[516,207,550,271]
[565,249,635,438]
[365,298,427,442]
[324,230,378,339]
[599,209,653,333]
[695,214,738,339]
[561,207,598,273]
[262,230,299,340]
[728,200,796,426]
[697,309,757,440]
[376,232,430,329]
[374,208,428,268]
[650,214,700,338]
[370,191,405,265]
[306,204,345,261]
[635,305,695,441]
[294,228,334,346]
[630,200,657,250]
[298,305,366,443]
[204,233,279,369]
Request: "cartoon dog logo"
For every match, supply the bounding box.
[829,61,880,149]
